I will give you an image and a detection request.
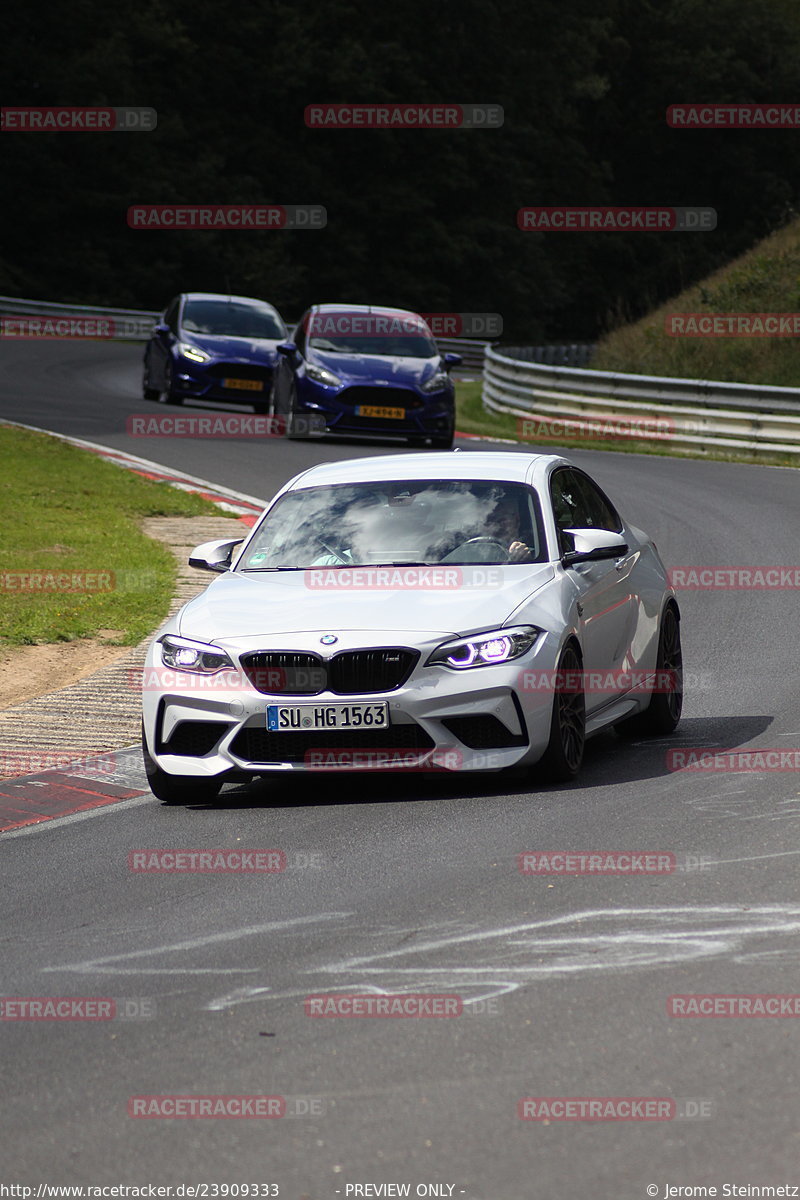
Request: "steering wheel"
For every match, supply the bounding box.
[462,537,509,552]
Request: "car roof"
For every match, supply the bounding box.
[309,303,427,320]
[181,292,282,313]
[287,450,569,489]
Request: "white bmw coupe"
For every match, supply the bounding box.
[141,451,682,802]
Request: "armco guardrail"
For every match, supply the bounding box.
[484,345,800,457]
[0,295,156,338]
[498,343,595,368]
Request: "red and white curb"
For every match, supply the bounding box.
[0,422,269,826]
[0,749,149,834]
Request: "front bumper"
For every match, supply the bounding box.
[141,630,559,777]
[297,381,454,437]
[173,360,274,403]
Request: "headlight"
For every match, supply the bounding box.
[421,372,449,393]
[178,342,210,363]
[305,363,342,387]
[159,635,232,673]
[426,625,541,670]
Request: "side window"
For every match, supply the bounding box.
[163,297,180,333]
[572,471,622,532]
[550,469,588,544]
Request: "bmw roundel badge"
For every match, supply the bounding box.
[320,634,338,645]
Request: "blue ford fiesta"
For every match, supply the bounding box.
[143,292,288,411]
[269,304,461,447]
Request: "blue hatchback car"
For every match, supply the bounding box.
[269,304,461,447]
[143,292,288,411]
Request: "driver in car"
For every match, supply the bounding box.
[485,496,535,563]
[439,496,535,563]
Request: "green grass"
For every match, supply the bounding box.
[0,425,222,647]
[592,218,800,386]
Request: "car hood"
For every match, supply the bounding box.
[311,349,442,387]
[184,333,283,361]
[177,566,555,641]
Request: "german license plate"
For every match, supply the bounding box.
[224,378,264,392]
[267,702,389,731]
[355,405,405,419]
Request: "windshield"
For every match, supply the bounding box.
[306,313,437,358]
[182,300,286,339]
[238,480,547,569]
[308,333,437,357]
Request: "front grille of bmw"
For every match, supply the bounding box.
[240,648,419,695]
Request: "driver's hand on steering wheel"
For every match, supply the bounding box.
[508,540,533,563]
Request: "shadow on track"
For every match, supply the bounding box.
[170,714,773,811]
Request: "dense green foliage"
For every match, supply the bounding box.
[3,0,800,340]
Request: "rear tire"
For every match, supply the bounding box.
[538,642,585,782]
[616,604,683,738]
[142,724,225,805]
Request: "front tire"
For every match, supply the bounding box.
[158,361,183,406]
[284,381,307,440]
[538,642,585,782]
[142,725,225,805]
[429,414,455,449]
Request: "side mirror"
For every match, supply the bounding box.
[154,322,171,336]
[561,528,628,566]
[443,352,463,369]
[188,538,244,573]
[277,342,298,357]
